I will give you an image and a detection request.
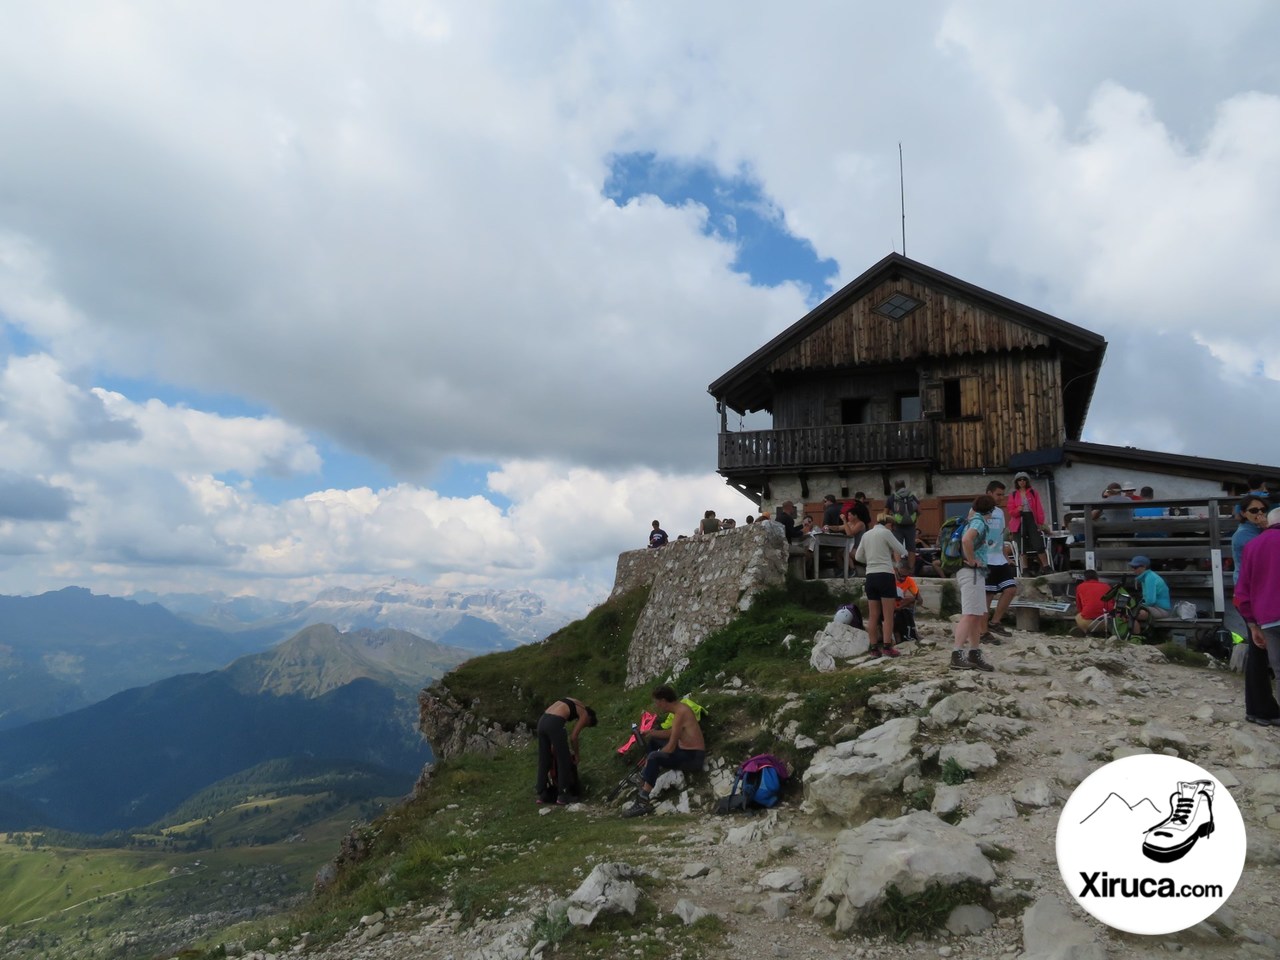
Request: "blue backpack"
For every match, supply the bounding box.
[715,754,789,814]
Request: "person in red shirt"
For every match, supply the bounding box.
[1073,569,1115,634]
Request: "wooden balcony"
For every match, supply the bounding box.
[718,421,935,472]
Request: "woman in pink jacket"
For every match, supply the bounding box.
[1007,472,1049,573]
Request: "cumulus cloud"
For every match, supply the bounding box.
[1,2,1279,608]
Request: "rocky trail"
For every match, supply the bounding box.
[240,619,1280,960]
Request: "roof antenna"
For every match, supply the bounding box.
[899,142,907,258]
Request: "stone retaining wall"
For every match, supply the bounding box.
[612,522,789,688]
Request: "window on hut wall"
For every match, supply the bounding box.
[941,377,978,420]
[897,393,921,421]
[840,398,872,425]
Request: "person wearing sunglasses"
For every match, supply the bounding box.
[1232,495,1279,725]
[1235,505,1280,724]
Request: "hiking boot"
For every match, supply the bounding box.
[556,793,581,805]
[868,646,884,658]
[980,632,1002,646]
[949,649,973,671]
[621,796,654,819]
[988,621,1012,638]
[1246,715,1280,727]
[1143,781,1215,863]
[881,645,901,658]
[967,649,995,672]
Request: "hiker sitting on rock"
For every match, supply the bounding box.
[535,697,597,805]
[622,685,706,818]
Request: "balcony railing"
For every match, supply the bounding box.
[719,421,934,471]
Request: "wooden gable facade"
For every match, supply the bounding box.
[709,254,1107,502]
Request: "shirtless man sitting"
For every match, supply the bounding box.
[622,685,706,818]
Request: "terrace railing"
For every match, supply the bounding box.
[718,421,934,471]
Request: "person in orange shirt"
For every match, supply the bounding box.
[1073,569,1115,634]
[893,562,921,645]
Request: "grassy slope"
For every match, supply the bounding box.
[0,795,394,959]
[176,578,898,959]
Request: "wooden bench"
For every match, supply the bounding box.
[1006,599,1074,631]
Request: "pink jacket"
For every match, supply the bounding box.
[1236,527,1280,627]
[1006,486,1046,533]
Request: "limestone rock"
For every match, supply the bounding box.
[869,679,947,715]
[939,741,999,775]
[946,903,994,934]
[672,899,710,925]
[1019,894,1107,960]
[760,893,791,920]
[925,691,986,728]
[1139,720,1190,752]
[812,811,996,933]
[1227,727,1280,768]
[568,862,645,926]
[758,867,805,892]
[965,713,1032,740]
[931,784,963,817]
[803,717,920,822]
[960,793,1018,837]
[1012,778,1057,808]
[810,622,871,672]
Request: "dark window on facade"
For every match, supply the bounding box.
[841,398,870,424]
[941,377,978,419]
[897,393,921,421]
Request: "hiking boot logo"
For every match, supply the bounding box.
[1056,755,1245,937]
[1142,780,1214,863]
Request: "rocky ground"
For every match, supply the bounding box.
[235,619,1280,960]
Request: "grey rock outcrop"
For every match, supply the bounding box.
[811,811,996,933]
[1019,894,1107,960]
[417,688,527,761]
[810,621,871,671]
[612,522,788,687]
[567,862,646,927]
[803,717,920,822]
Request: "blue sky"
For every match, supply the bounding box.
[605,152,838,298]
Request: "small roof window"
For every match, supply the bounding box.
[872,292,922,320]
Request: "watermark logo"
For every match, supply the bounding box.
[1056,754,1245,935]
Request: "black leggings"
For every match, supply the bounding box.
[536,713,572,799]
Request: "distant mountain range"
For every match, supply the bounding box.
[0,588,271,730]
[133,579,571,650]
[0,624,472,834]
[0,581,570,728]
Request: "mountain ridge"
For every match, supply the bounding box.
[0,623,462,833]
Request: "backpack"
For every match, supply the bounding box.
[834,603,864,630]
[889,491,920,525]
[714,754,788,814]
[938,515,975,576]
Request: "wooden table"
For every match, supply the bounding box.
[808,532,853,579]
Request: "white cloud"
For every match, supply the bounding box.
[2,2,1280,608]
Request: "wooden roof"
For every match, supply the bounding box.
[708,253,1107,439]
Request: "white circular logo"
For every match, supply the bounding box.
[1056,754,1245,935]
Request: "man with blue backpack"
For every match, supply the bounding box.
[950,494,997,672]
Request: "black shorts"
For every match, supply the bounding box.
[865,572,897,602]
[985,564,1017,593]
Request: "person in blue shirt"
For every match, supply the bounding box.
[1128,554,1170,638]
